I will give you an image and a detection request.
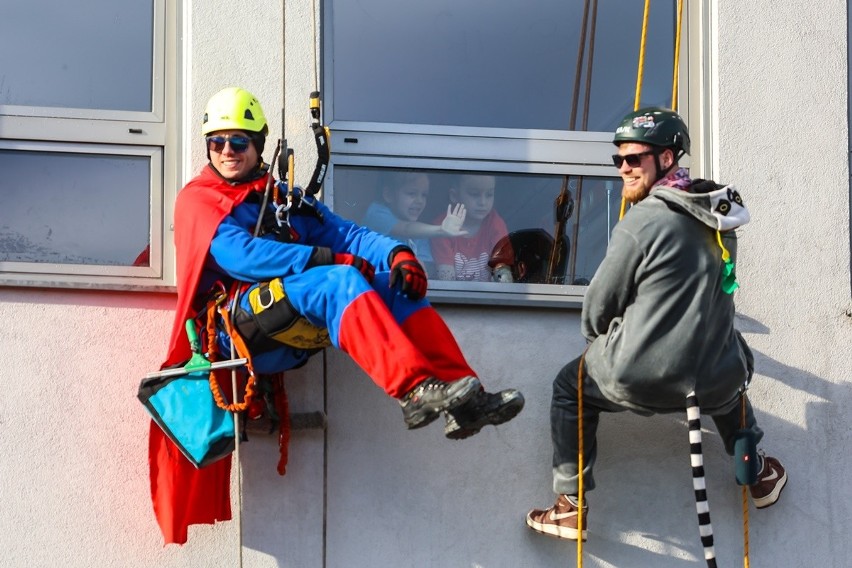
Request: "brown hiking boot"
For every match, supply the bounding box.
[526,494,588,541]
[750,451,787,508]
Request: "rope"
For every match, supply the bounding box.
[204,299,258,413]
[633,0,652,112]
[567,0,600,283]
[230,334,243,568]
[311,0,320,93]
[274,372,292,475]
[203,296,247,567]
[619,0,690,222]
[617,0,652,222]
[577,351,587,567]
[570,8,600,548]
[741,392,751,567]
[671,0,684,111]
[687,391,718,568]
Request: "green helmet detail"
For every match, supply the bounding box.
[202,87,269,135]
[613,107,690,156]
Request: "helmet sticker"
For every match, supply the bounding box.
[632,115,656,129]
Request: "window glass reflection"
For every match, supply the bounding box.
[331,0,676,131]
[0,150,151,266]
[0,1,154,111]
[334,166,622,285]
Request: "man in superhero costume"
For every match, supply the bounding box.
[148,87,525,544]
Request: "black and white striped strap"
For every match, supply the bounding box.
[687,391,717,568]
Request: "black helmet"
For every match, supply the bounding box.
[613,107,690,158]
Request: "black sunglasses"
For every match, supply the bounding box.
[206,134,252,154]
[611,150,656,168]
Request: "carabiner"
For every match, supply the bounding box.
[276,196,293,226]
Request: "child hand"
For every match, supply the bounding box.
[441,204,469,236]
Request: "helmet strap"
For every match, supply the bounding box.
[652,147,681,185]
[651,150,665,185]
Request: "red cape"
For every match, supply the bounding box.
[149,165,268,544]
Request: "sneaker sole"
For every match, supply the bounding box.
[752,469,788,509]
[405,376,481,430]
[525,512,587,541]
[445,390,525,440]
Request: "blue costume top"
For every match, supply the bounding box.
[201,193,411,372]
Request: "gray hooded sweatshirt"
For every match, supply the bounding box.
[581,180,753,414]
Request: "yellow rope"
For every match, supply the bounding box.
[671,0,684,111]
[741,394,751,567]
[620,0,687,222]
[577,352,586,566]
[633,0,652,111]
[619,0,652,221]
[583,6,688,564]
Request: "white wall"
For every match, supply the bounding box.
[1,1,850,567]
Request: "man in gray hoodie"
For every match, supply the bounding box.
[526,107,787,541]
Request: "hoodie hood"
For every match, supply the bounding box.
[651,180,751,232]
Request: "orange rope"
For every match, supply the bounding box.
[203,298,258,413]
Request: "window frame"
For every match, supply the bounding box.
[0,0,179,291]
[322,0,700,308]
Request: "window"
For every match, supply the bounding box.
[0,0,177,289]
[324,0,693,306]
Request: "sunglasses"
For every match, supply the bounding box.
[206,134,252,154]
[611,150,656,168]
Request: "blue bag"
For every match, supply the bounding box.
[138,369,235,468]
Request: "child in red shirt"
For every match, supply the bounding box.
[432,174,509,282]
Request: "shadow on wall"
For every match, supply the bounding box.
[187,311,838,566]
[526,339,825,567]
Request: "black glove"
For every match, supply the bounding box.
[307,247,375,281]
[389,246,427,300]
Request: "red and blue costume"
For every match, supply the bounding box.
[149,164,478,544]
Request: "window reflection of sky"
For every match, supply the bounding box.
[0,0,153,111]
[333,0,676,131]
[0,151,150,266]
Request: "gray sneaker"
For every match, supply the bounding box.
[399,376,480,430]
